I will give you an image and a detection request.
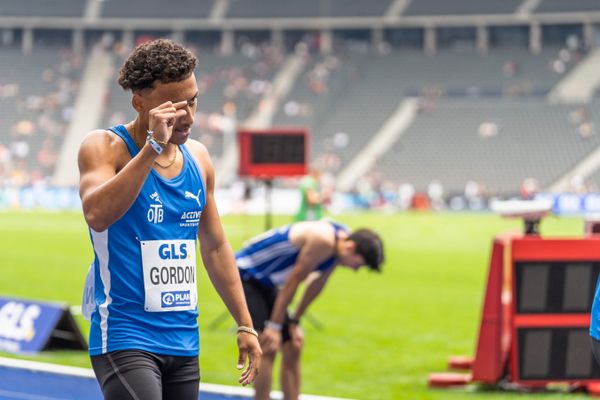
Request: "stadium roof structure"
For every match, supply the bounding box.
[0,0,599,31]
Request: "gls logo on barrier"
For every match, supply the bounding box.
[0,297,87,354]
[147,192,164,224]
[0,302,40,342]
[161,291,191,308]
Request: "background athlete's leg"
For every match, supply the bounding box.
[91,350,162,400]
[254,350,276,400]
[281,340,302,400]
[241,278,275,400]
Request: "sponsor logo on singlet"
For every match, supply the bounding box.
[147,192,164,224]
[161,290,191,308]
[180,189,203,227]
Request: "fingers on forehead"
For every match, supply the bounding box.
[174,100,189,108]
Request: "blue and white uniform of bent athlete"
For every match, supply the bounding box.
[86,124,206,357]
[236,221,348,288]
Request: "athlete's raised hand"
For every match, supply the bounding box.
[237,331,262,386]
[147,100,188,143]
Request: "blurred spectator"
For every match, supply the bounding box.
[502,60,519,78]
[570,107,595,139]
[478,121,498,138]
[295,168,327,221]
[397,183,415,211]
[427,180,445,211]
[520,178,540,200]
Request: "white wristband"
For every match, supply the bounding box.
[146,137,164,154]
[265,320,283,331]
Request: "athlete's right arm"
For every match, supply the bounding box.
[78,130,157,232]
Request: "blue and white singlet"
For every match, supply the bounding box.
[87,125,206,357]
[236,222,348,288]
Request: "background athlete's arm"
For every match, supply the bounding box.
[191,141,261,385]
[261,236,331,352]
[292,269,334,322]
[78,102,184,231]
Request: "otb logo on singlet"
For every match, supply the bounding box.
[147,192,164,224]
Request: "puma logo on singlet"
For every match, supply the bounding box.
[184,190,202,207]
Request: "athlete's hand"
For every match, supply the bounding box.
[260,326,281,354]
[237,332,262,386]
[147,100,188,143]
[289,324,304,349]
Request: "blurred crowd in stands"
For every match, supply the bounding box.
[0,30,599,212]
[0,47,83,190]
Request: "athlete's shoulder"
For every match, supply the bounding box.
[183,138,213,172]
[80,129,126,152]
[291,220,336,247]
[184,138,210,159]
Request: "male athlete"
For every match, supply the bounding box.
[78,39,261,400]
[236,220,384,400]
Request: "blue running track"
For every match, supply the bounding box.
[0,357,346,400]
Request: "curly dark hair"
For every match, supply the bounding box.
[118,39,198,92]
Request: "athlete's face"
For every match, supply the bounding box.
[341,252,366,271]
[338,241,366,271]
[137,73,198,145]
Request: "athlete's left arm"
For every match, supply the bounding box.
[291,268,334,322]
[189,140,261,385]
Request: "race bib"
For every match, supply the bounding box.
[140,239,197,312]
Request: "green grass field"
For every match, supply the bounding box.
[0,211,592,399]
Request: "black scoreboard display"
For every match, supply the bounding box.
[511,238,600,386]
[516,261,600,314]
[517,327,600,380]
[239,128,308,178]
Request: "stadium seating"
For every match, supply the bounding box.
[535,0,600,13]
[273,47,579,177]
[403,0,523,16]
[377,99,600,195]
[0,46,83,185]
[226,0,392,18]
[0,2,596,201]
[100,0,213,19]
[0,0,85,17]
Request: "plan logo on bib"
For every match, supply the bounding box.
[147,192,164,224]
[161,290,191,308]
